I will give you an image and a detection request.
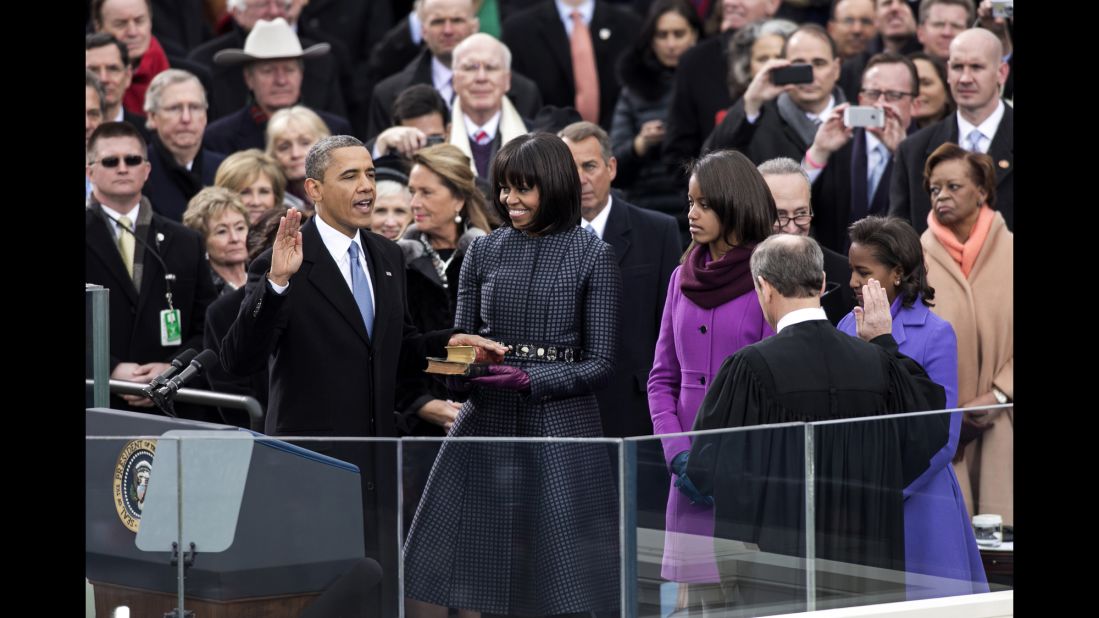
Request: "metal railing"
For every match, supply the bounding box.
[85,379,264,426]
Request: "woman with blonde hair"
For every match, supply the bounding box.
[395,144,494,435]
[265,105,331,212]
[214,149,288,223]
[182,186,250,295]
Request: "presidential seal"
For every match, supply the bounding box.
[113,439,157,532]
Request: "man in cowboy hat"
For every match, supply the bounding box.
[188,3,348,122]
[201,18,353,156]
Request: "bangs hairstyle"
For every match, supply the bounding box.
[688,149,776,247]
[848,216,935,308]
[490,133,581,235]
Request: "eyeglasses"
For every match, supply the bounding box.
[94,155,145,168]
[859,89,915,102]
[455,62,503,75]
[774,212,814,228]
[158,103,207,117]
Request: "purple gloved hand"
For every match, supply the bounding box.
[469,364,531,392]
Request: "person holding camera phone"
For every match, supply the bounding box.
[371,84,453,160]
[704,24,847,166]
[800,52,921,253]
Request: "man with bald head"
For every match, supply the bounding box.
[366,0,542,140]
[889,28,1012,233]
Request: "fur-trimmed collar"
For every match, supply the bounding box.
[397,224,487,262]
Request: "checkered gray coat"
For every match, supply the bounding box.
[403,226,623,615]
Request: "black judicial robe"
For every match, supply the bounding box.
[687,319,946,611]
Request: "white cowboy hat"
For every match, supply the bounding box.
[214,18,330,65]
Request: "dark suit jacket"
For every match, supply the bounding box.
[219,218,451,438]
[187,22,347,121]
[662,33,733,171]
[811,128,895,254]
[367,14,422,88]
[143,137,226,222]
[85,201,218,421]
[594,196,681,438]
[821,245,857,327]
[218,218,449,617]
[704,96,820,164]
[365,50,545,140]
[502,0,641,130]
[150,0,211,54]
[86,203,216,370]
[203,286,267,430]
[202,105,353,155]
[889,104,1014,234]
[122,108,153,145]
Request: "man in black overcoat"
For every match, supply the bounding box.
[219,135,504,615]
[684,234,947,614]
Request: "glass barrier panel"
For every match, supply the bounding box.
[401,436,623,617]
[627,423,810,617]
[86,284,110,408]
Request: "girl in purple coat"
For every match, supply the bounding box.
[647,150,776,611]
[837,216,988,599]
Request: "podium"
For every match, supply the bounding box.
[86,408,368,617]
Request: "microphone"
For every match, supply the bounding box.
[141,348,198,398]
[156,349,219,399]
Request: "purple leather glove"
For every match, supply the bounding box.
[469,364,531,392]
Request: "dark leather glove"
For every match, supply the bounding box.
[444,375,473,395]
[671,451,713,506]
[469,364,531,392]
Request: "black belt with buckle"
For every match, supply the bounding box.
[504,342,583,363]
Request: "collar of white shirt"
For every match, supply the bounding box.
[315,212,364,272]
[776,307,828,333]
[956,99,1005,153]
[581,195,613,239]
[864,130,889,162]
[431,55,454,102]
[466,110,502,143]
[557,0,595,37]
[806,96,837,124]
[100,201,142,240]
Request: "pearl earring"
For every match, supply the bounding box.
[454,213,463,224]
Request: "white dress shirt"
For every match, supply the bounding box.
[775,307,828,333]
[956,99,1005,155]
[269,214,376,307]
[581,195,613,239]
[556,0,595,36]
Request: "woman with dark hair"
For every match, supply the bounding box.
[610,0,701,238]
[396,144,494,435]
[647,149,775,612]
[725,18,799,104]
[921,142,1013,546]
[403,133,623,617]
[836,215,988,599]
[908,51,955,129]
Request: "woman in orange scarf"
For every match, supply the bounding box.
[921,142,1013,528]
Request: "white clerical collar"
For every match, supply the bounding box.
[465,110,502,142]
[956,99,1005,153]
[776,307,828,333]
[581,194,613,239]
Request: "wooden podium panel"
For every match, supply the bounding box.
[90,580,320,618]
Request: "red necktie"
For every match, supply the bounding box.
[474,130,489,145]
[570,11,600,123]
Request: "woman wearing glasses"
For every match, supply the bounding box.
[836,215,988,599]
[646,150,775,612]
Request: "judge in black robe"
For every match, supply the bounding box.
[685,234,948,615]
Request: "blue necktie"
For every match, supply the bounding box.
[867,143,887,202]
[348,241,374,339]
[966,128,984,153]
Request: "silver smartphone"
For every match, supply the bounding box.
[844,106,885,129]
